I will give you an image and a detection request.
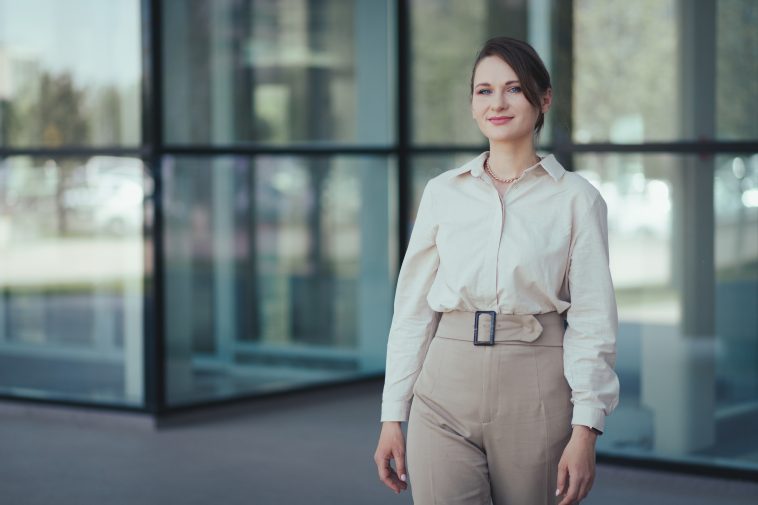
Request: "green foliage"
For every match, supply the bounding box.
[6,71,90,147]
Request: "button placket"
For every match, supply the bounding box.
[491,173,528,311]
[490,184,504,309]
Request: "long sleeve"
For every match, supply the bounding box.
[380,180,441,422]
[563,193,620,434]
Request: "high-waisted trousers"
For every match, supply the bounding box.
[406,311,573,505]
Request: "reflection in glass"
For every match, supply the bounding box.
[716,1,758,140]
[575,154,677,324]
[162,0,392,146]
[575,153,758,470]
[163,155,395,406]
[714,154,758,409]
[0,0,141,147]
[0,156,146,405]
[574,0,757,143]
[574,0,678,143]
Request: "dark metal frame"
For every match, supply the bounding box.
[0,0,757,482]
[143,0,165,416]
[396,0,412,265]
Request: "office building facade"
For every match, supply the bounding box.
[0,0,756,478]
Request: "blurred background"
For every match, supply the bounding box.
[0,0,756,480]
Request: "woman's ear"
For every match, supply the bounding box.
[541,87,553,113]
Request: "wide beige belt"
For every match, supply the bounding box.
[435,310,565,347]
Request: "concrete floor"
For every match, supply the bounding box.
[1,380,757,505]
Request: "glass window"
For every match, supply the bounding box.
[162,0,394,146]
[574,152,758,471]
[574,0,758,143]
[713,153,758,409]
[410,0,555,146]
[0,155,147,405]
[0,0,142,148]
[163,154,396,406]
[716,1,758,140]
[573,0,678,143]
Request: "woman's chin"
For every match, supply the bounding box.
[483,131,532,144]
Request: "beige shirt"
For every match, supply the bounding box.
[381,151,620,434]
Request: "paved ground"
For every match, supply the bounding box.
[1,380,757,505]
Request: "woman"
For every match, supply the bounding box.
[373,36,620,505]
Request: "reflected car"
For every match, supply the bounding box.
[611,178,671,239]
[63,174,144,236]
[577,169,671,239]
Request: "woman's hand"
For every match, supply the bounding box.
[556,426,597,505]
[374,421,408,494]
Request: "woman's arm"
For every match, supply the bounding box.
[563,193,620,435]
[375,179,441,494]
[380,179,441,422]
[557,192,619,505]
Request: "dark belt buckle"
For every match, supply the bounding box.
[474,311,496,346]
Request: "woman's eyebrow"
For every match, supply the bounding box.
[475,80,520,88]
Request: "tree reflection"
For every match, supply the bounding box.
[8,71,89,147]
[6,71,88,234]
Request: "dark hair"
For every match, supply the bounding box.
[469,36,552,135]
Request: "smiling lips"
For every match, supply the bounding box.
[488,116,514,125]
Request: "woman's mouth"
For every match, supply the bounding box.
[488,116,513,125]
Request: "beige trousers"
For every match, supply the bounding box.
[406,311,573,505]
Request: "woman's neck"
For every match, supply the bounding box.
[487,139,539,180]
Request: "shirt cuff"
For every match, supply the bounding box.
[572,405,606,434]
[381,400,412,423]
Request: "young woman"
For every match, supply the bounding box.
[373,36,620,505]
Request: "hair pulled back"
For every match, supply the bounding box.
[470,36,552,135]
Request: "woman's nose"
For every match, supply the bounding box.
[492,92,507,110]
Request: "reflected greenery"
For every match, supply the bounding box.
[574,0,677,143]
[0,0,141,147]
[6,71,89,147]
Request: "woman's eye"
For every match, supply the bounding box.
[477,87,520,95]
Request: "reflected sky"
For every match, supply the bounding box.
[0,0,140,86]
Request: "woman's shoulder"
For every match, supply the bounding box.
[560,170,602,198]
[558,170,605,210]
[529,152,605,211]
[427,153,488,186]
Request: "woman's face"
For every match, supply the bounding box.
[471,56,551,144]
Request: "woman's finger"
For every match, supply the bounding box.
[555,462,568,498]
[393,446,408,485]
[376,454,404,492]
[375,454,389,480]
[557,469,580,505]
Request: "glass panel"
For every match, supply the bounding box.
[716,1,758,140]
[0,0,142,148]
[573,0,678,143]
[713,154,758,410]
[574,152,758,471]
[162,0,393,146]
[0,155,147,405]
[410,0,555,145]
[163,155,396,406]
[574,0,758,143]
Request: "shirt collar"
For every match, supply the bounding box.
[454,151,566,181]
